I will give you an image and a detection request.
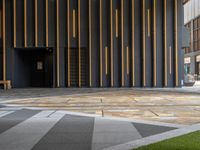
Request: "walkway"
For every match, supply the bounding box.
[0,106,182,150]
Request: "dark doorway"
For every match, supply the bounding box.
[14,48,53,88]
[65,48,89,87]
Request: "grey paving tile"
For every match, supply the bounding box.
[31,143,90,150]
[92,118,142,150]
[132,122,176,138]
[0,109,40,134]
[0,105,5,108]
[0,111,64,150]
[32,115,94,150]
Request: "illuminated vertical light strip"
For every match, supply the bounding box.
[126,46,129,75]
[78,0,81,87]
[169,46,172,75]
[2,0,6,89]
[132,0,135,86]
[164,0,167,86]
[100,0,103,87]
[175,0,178,87]
[110,0,114,87]
[115,9,118,38]
[147,9,150,37]
[121,0,124,87]
[142,0,146,87]
[13,0,16,48]
[24,0,27,47]
[67,0,70,87]
[56,0,60,87]
[35,0,38,47]
[46,0,49,47]
[105,46,108,75]
[153,0,157,87]
[73,9,76,38]
[89,0,92,87]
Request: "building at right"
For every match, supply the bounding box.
[184,0,200,80]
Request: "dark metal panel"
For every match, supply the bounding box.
[27,0,34,47]
[70,0,78,48]
[91,0,100,87]
[102,0,110,87]
[16,0,23,47]
[59,0,67,87]
[59,0,67,48]
[156,0,164,87]
[134,0,142,87]
[166,0,175,87]
[124,0,131,87]
[145,0,153,87]
[48,0,56,47]
[113,0,120,87]
[37,0,45,47]
[5,0,13,81]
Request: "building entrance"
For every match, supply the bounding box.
[14,48,53,88]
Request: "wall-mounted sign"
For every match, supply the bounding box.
[196,55,200,62]
[37,61,43,70]
[184,57,191,64]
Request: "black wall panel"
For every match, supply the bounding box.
[134,0,142,87]
[27,0,34,47]
[91,0,100,87]
[37,0,45,47]
[167,0,175,87]
[0,0,184,88]
[156,0,164,87]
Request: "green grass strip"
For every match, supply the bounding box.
[134,131,200,150]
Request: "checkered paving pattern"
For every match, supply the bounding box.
[0,107,176,150]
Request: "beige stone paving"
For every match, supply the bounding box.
[4,89,200,125]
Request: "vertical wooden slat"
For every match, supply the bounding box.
[24,0,27,47]
[46,0,49,47]
[142,0,146,87]
[121,0,124,87]
[164,0,167,86]
[100,0,103,87]
[73,9,76,38]
[132,0,135,86]
[153,0,157,87]
[2,0,6,89]
[105,46,108,75]
[35,0,38,47]
[89,0,92,87]
[115,9,118,38]
[78,0,81,87]
[126,46,129,75]
[147,9,150,37]
[56,0,60,87]
[13,0,16,48]
[67,0,70,87]
[175,0,179,87]
[110,0,114,87]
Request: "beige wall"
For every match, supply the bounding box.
[184,0,200,24]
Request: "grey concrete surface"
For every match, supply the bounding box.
[0,107,179,150]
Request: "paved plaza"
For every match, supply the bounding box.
[1,88,200,149]
[1,88,200,125]
[0,106,186,150]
